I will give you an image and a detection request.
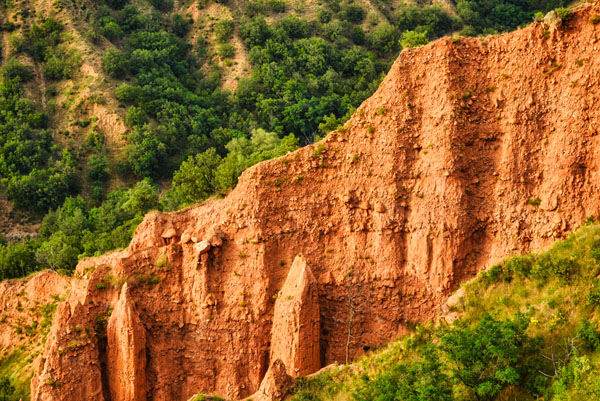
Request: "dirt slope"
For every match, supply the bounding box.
[25,3,600,400]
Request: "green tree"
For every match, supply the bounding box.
[440,313,540,401]
[35,231,80,271]
[170,148,222,206]
[102,47,128,78]
[0,241,39,280]
[171,14,191,37]
[215,19,235,43]
[353,347,453,401]
[1,58,33,81]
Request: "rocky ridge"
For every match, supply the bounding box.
[22,3,600,400]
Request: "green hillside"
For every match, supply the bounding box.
[291,219,600,401]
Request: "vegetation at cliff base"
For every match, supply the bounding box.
[291,220,600,401]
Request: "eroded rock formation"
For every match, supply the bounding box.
[270,255,320,377]
[107,284,147,401]
[28,3,600,399]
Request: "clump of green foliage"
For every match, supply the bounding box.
[290,221,600,400]
[555,7,573,21]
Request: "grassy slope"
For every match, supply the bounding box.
[291,221,600,400]
[0,292,64,400]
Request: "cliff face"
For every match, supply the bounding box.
[0,271,70,352]
[29,3,600,400]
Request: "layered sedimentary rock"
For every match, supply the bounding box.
[30,3,600,399]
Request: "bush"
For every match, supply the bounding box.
[7,165,80,212]
[87,154,109,182]
[587,280,600,306]
[504,254,535,277]
[1,58,33,81]
[400,30,429,48]
[102,47,128,78]
[115,84,141,102]
[576,319,600,351]
[353,347,453,401]
[531,253,578,281]
[149,0,173,12]
[0,241,40,280]
[42,51,74,80]
[8,33,26,53]
[340,4,365,24]
[0,377,19,401]
[555,7,572,21]
[590,239,600,261]
[368,22,400,56]
[105,0,128,9]
[171,14,191,37]
[215,19,235,43]
[218,44,236,58]
[441,314,541,401]
[101,21,123,41]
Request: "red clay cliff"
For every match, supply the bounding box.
[26,3,600,400]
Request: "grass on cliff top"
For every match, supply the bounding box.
[291,220,600,401]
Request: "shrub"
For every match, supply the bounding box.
[312,143,326,158]
[481,264,504,285]
[105,0,128,9]
[340,4,365,24]
[353,347,453,401]
[1,58,33,81]
[368,22,400,56]
[590,14,600,24]
[400,30,429,48]
[171,14,191,37]
[87,154,109,182]
[156,255,167,267]
[554,8,572,21]
[590,239,600,261]
[587,280,600,306]
[504,254,535,277]
[531,253,577,281]
[576,319,600,351]
[170,148,222,206]
[102,47,128,78]
[440,313,540,401]
[8,33,26,53]
[218,44,236,58]
[0,241,39,280]
[215,19,235,43]
[43,52,74,80]
[101,21,123,41]
[115,84,141,102]
[149,0,173,12]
